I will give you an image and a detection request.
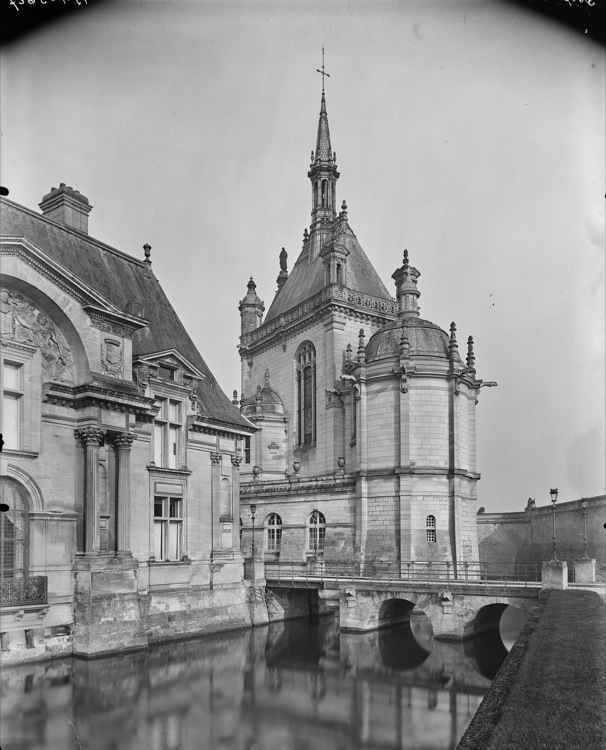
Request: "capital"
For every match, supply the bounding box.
[112,432,136,450]
[210,451,222,465]
[231,455,243,467]
[75,427,105,446]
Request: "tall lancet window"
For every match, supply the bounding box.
[296,341,316,446]
[321,179,328,208]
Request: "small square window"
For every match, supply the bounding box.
[158,365,175,380]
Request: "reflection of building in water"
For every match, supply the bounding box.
[0,618,500,750]
[0,186,255,664]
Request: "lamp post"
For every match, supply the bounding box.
[581,500,589,560]
[250,503,257,559]
[550,488,559,561]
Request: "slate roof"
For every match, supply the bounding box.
[0,197,253,432]
[264,218,393,323]
[365,316,455,363]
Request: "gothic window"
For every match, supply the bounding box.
[296,341,316,446]
[426,515,436,543]
[153,496,183,561]
[244,436,251,464]
[308,511,326,553]
[313,181,318,208]
[321,179,327,208]
[336,263,342,286]
[153,398,182,469]
[1,360,23,450]
[266,513,282,552]
[0,479,29,579]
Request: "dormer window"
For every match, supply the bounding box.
[158,365,175,381]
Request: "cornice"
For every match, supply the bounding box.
[43,380,157,419]
[241,285,396,353]
[188,415,255,438]
[240,475,355,497]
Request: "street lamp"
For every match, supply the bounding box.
[550,488,559,561]
[250,503,257,558]
[580,500,589,560]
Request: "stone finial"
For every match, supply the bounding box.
[357,328,366,363]
[232,390,239,405]
[303,228,309,245]
[247,277,256,292]
[449,322,458,357]
[403,248,409,272]
[340,200,348,219]
[467,336,476,371]
[346,342,353,361]
[143,243,152,267]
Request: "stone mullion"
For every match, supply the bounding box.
[75,427,106,554]
[112,432,136,554]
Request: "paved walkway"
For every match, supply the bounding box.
[456,588,606,749]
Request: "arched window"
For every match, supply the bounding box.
[266,513,282,552]
[296,341,316,446]
[426,515,436,543]
[321,179,328,208]
[336,263,342,286]
[0,478,29,579]
[308,511,326,553]
[313,181,319,208]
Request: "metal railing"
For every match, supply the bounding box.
[0,576,48,607]
[264,560,542,588]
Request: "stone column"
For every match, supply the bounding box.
[231,454,243,551]
[75,427,105,554]
[210,451,222,551]
[112,432,136,555]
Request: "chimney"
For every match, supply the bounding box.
[39,183,92,234]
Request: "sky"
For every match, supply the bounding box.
[1,0,604,512]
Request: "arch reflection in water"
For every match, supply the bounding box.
[376,601,434,671]
[463,604,528,680]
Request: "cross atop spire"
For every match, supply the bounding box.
[316,46,330,93]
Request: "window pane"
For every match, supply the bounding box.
[168,426,178,468]
[154,499,164,518]
[169,498,181,519]
[154,423,163,465]
[3,362,21,391]
[158,365,174,380]
[303,367,313,444]
[154,520,163,559]
[167,521,180,560]
[2,394,20,449]
[168,401,180,423]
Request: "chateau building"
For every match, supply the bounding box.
[238,90,495,571]
[0,186,255,662]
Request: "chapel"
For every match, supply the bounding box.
[238,88,493,571]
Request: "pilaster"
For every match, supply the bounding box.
[75,427,105,554]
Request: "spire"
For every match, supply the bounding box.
[392,249,421,317]
[308,48,340,261]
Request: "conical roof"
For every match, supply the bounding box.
[264,218,392,323]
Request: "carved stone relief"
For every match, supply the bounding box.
[133,363,150,392]
[101,338,123,378]
[0,286,75,383]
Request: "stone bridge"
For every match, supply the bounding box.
[265,575,542,640]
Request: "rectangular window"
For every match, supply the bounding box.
[244,436,251,464]
[1,361,23,450]
[153,496,182,561]
[153,398,182,468]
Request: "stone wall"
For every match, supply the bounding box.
[477,495,605,567]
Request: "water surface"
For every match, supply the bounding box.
[0,614,516,750]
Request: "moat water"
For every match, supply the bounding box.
[0,610,524,750]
